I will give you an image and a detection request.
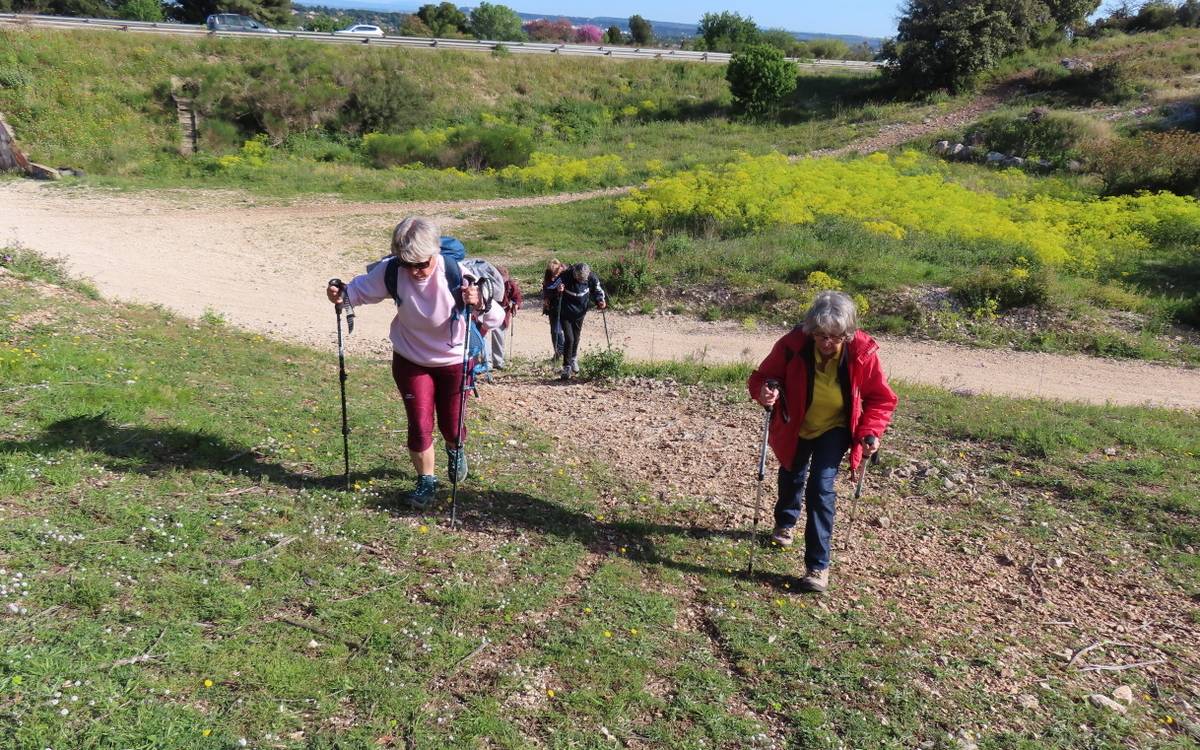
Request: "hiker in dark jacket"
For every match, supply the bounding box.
[545,262,606,381]
[747,291,897,594]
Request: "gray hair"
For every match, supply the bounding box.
[572,263,590,282]
[391,217,440,264]
[802,291,858,341]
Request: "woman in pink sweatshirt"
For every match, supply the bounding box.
[326,217,505,509]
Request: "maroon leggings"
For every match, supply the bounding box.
[391,353,467,452]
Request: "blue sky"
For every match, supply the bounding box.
[516,1,904,38]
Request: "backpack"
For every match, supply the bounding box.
[371,236,501,384]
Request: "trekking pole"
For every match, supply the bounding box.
[328,278,354,491]
[601,307,611,350]
[554,290,564,363]
[842,436,880,553]
[747,402,773,576]
[450,278,486,528]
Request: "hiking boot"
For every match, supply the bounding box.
[560,366,571,381]
[405,474,438,510]
[569,358,579,374]
[446,446,468,483]
[799,567,830,593]
[770,526,795,547]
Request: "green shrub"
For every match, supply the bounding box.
[603,253,653,296]
[1092,130,1200,197]
[971,109,1108,167]
[580,347,625,380]
[726,43,797,118]
[539,100,612,142]
[0,67,30,89]
[363,121,532,170]
[953,263,1049,311]
[1032,61,1140,104]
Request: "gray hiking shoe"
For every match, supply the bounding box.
[799,567,830,593]
[569,358,579,374]
[771,526,795,547]
[406,474,438,510]
[446,446,468,483]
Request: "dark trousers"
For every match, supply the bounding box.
[775,426,850,571]
[549,314,563,356]
[560,315,584,363]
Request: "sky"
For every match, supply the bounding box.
[513,1,905,38]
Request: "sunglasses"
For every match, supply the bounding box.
[398,258,433,270]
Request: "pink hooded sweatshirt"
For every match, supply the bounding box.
[344,254,505,367]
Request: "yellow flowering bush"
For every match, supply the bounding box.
[616,151,1200,274]
[803,272,870,316]
[498,153,627,190]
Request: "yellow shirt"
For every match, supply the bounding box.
[798,354,846,439]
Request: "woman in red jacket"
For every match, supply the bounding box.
[747,291,897,593]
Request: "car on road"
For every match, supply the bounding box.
[205,14,278,33]
[333,24,385,37]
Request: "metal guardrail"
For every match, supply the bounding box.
[0,12,882,69]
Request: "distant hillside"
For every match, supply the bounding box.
[293,1,881,48]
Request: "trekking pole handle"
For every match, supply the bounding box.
[329,278,346,307]
[865,435,880,465]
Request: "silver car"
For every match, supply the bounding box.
[205,14,278,33]
[333,24,385,37]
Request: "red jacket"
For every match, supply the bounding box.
[501,278,523,330]
[747,329,897,472]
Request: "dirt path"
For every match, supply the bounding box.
[809,81,1013,158]
[4,180,1199,409]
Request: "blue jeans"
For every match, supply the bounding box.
[775,426,850,571]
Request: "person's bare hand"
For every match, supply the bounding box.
[326,284,343,304]
[461,282,480,306]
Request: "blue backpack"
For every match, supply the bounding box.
[379,237,493,384]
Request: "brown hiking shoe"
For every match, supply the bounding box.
[770,526,795,547]
[799,567,830,593]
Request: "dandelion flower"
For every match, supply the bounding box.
[202,729,212,737]
[629,628,638,636]
[203,679,214,688]
[418,525,429,534]
[546,689,555,698]
[603,630,612,638]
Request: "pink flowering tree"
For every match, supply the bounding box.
[575,24,603,43]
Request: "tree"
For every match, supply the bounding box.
[761,28,803,57]
[171,0,290,26]
[698,10,760,52]
[604,25,622,44]
[726,43,797,118]
[1043,0,1101,30]
[417,1,468,37]
[523,17,572,41]
[576,23,603,43]
[302,12,343,32]
[1180,0,1200,27]
[117,0,163,20]
[884,0,1050,94]
[807,38,849,59]
[399,13,432,36]
[469,2,524,41]
[628,14,653,45]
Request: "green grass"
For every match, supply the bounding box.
[2,251,1198,746]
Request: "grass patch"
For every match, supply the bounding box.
[2,252,1197,746]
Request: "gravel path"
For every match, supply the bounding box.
[4,180,1198,410]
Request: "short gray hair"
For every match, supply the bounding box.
[391,217,440,264]
[572,263,590,282]
[802,291,857,341]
